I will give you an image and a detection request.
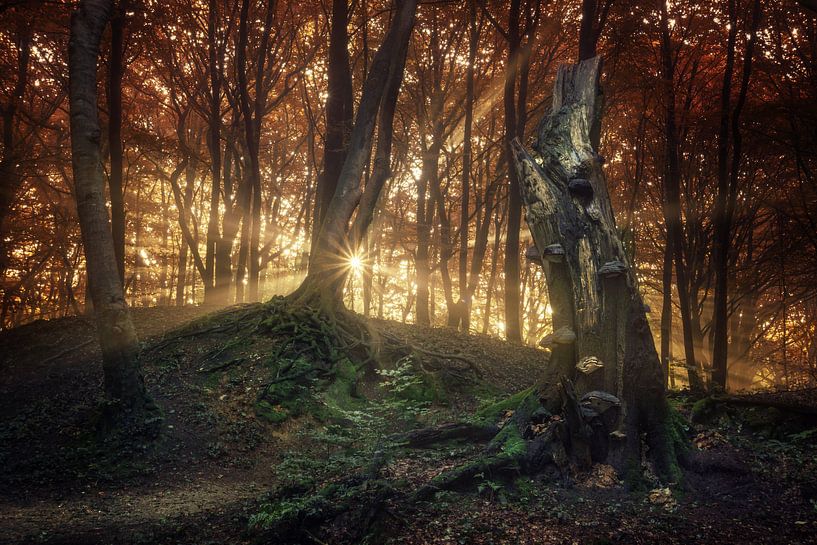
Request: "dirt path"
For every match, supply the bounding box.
[1,473,264,544]
[0,306,272,545]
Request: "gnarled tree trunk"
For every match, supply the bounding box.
[511,57,680,480]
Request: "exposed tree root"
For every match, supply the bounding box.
[389,422,500,448]
[694,393,817,418]
[412,454,519,501]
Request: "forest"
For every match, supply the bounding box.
[1,0,816,543]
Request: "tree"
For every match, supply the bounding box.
[0,21,32,271]
[657,0,705,393]
[511,57,681,479]
[455,0,479,331]
[294,0,418,306]
[68,0,155,426]
[106,0,127,285]
[711,0,762,391]
[486,0,538,342]
[312,0,354,240]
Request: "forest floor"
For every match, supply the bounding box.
[1,305,816,545]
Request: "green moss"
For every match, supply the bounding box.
[249,478,393,532]
[496,424,527,457]
[322,357,362,412]
[667,404,691,459]
[255,400,290,424]
[743,406,784,436]
[398,371,447,404]
[622,459,650,492]
[691,396,720,423]
[660,404,691,484]
[474,387,534,424]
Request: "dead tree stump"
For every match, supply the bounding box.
[512,57,682,481]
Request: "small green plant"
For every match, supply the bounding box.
[475,472,507,504]
[375,356,432,425]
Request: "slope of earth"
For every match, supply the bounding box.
[0,304,815,545]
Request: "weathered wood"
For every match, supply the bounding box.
[390,422,499,448]
[512,56,678,479]
[559,378,593,470]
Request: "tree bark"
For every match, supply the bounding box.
[295,0,417,306]
[69,0,153,423]
[502,0,523,343]
[0,26,32,273]
[175,160,196,306]
[659,2,705,393]
[660,234,673,387]
[578,0,598,61]
[711,0,761,391]
[313,0,354,241]
[107,0,126,285]
[204,0,226,305]
[455,0,478,331]
[511,57,680,479]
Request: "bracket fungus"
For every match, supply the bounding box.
[576,355,604,374]
[538,326,577,349]
[568,178,594,200]
[598,260,628,279]
[525,245,541,263]
[542,243,565,263]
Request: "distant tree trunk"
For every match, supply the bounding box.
[456,0,478,331]
[214,143,240,306]
[483,200,505,335]
[159,177,170,304]
[711,0,761,391]
[0,26,32,272]
[577,0,613,63]
[107,0,126,285]
[660,235,673,386]
[416,163,432,325]
[659,2,705,393]
[175,160,195,306]
[235,190,251,304]
[236,0,277,301]
[69,0,154,425]
[578,0,598,61]
[248,174,263,300]
[204,0,225,305]
[362,233,373,316]
[502,0,523,343]
[512,57,681,480]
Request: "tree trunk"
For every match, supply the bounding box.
[711,0,761,391]
[0,26,32,273]
[174,160,195,306]
[69,0,154,425]
[578,0,598,61]
[313,0,354,241]
[295,0,417,307]
[511,57,681,480]
[660,235,673,387]
[659,2,705,393]
[456,0,478,331]
[415,155,434,325]
[107,0,126,285]
[502,0,523,343]
[204,0,225,305]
